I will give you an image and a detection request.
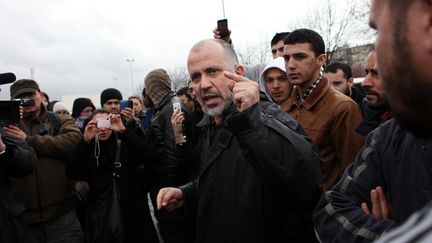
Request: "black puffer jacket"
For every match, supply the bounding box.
[147,92,197,190]
[0,131,36,243]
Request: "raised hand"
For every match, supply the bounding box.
[213,27,232,44]
[120,107,134,124]
[171,110,186,144]
[225,71,260,112]
[83,119,97,143]
[109,114,126,133]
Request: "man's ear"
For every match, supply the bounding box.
[317,53,327,67]
[348,77,354,88]
[235,65,245,76]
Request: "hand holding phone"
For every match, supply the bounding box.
[217,19,230,39]
[120,100,133,111]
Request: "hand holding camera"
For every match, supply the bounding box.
[3,125,27,141]
[109,114,126,133]
[171,109,186,145]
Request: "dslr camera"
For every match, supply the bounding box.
[0,73,35,126]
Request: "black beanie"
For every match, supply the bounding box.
[100,88,123,107]
[72,97,96,118]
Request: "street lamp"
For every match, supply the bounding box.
[112,77,118,89]
[126,59,135,94]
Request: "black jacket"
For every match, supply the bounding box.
[0,131,36,243]
[147,92,197,190]
[66,129,156,243]
[314,119,432,242]
[180,101,322,243]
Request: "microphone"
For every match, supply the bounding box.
[0,73,16,85]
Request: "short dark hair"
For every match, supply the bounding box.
[271,32,290,46]
[324,62,352,80]
[284,29,325,57]
[176,87,192,100]
[83,109,110,129]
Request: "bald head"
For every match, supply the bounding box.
[189,39,239,67]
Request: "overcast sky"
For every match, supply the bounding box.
[0,0,370,102]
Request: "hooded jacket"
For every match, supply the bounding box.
[258,57,292,110]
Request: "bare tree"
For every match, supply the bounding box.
[237,40,271,66]
[294,0,373,64]
[168,66,189,92]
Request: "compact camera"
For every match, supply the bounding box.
[96,118,111,129]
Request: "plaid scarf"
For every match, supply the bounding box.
[144,69,172,107]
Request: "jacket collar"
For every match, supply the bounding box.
[287,76,330,111]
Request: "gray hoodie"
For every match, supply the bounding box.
[258,57,287,102]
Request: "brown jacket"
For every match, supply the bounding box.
[11,109,82,224]
[285,77,364,191]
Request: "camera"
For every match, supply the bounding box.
[0,99,36,127]
[0,72,36,126]
[96,118,111,129]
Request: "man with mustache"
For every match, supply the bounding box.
[157,39,322,242]
[355,50,391,136]
[313,0,432,241]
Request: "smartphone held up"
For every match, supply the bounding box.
[217,19,229,38]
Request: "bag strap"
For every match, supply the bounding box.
[113,139,122,179]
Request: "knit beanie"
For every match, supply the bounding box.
[72,97,95,118]
[144,69,172,107]
[52,102,68,113]
[100,88,123,107]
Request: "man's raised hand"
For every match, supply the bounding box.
[225,71,260,112]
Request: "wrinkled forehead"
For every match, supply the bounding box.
[187,43,229,71]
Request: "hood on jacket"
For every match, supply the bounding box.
[144,69,172,107]
[258,57,286,102]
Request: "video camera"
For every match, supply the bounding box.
[0,73,35,126]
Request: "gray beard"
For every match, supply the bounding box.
[199,93,234,118]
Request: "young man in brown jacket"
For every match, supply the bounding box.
[283,29,365,191]
[4,79,83,243]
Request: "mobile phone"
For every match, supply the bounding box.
[173,102,181,113]
[120,100,132,111]
[96,118,111,128]
[217,19,229,38]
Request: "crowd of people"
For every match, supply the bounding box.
[1,0,432,242]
